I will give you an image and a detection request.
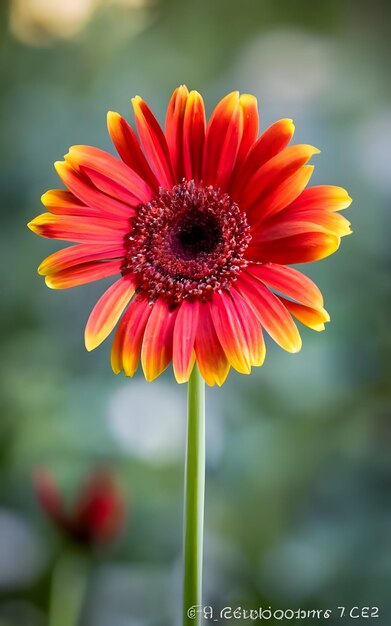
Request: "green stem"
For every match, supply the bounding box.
[183,363,206,626]
[49,550,89,626]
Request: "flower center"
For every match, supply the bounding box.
[121,180,251,306]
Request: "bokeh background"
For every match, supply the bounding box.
[1,0,391,624]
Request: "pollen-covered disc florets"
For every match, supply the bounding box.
[121,180,251,306]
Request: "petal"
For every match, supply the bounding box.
[54,161,135,217]
[231,118,295,200]
[141,299,177,381]
[235,94,259,170]
[132,96,174,189]
[248,165,314,223]
[230,288,265,367]
[85,277,136,351]
[45,260,121,289]
[194,304,230,386]
[107,111,159,191]
[33,469,64,524]
[28,213,125,244]
[239,144,320,214]
[38,243,124,275]
[111,295,152,376]
[247,227,341,264]
[246,263,324,308]
[172,299,200,383]
[202,91,243,189]
[236,273,302,353]
[289,185,352,212]
[278,297,330,331]
[272,208,352,237]
[41,189,103,217]
[183,90,206,183]
[65,145,153,205]
[165,85,189,182]
[209,290,251,374]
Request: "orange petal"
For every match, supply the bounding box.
[248,165,314,223]
[289,185,352,211]
[132,96,174,189]
[230,288,265,367]
[246,263,324,308]
[235,94,259,170]
[194,304,230,386]
[245,222,341,265]
[237,273,302,353]
[45,260,121,289]
[141,299,177,382]
[183,90,206,183]
[209,290,251,374]
[54,161,135,217]
[107,111,159,191]
[246,230,340,264]
[231,118,294,200]
[65,145,153,205]
[172,299,200,383]
[239,144,319,214]
[28,213,125,244]
[38,243,124,275]
[85,277,136,351]
[41,189,102,217]
[165,85,189,182]
[278,297,330,331]
[202,91,243,189]
[272,208,352,237]
[111,296,152,376]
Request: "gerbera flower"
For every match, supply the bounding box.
[34,468,125,545]
[28,86,352,386]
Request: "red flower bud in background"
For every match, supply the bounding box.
[34,468,125,546]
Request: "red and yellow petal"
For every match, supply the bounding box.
[278,297,330,331]
[234,94,259,172]
[165,85,189,182]
[246,263,324,309]
[38,243,124,276]
[247,217,341,264]
[248,165,314,223]
[41,189,102,217]
[202,91,243,190]
[183,90,206,183]
[28,213,125,244]
[85,277,136,351]
[65,145,153,205]
[209,290,251,374]
[239,144,320,216]
[236,273,302,353]
[54,161,135,217]
[230,118,295,200]
[271,208,352,237]
[107,111,159,191]
[194,304,230,386]
[131,96,175,189]
[141,298,178,382]
[44,260,121,289]
[289,185,352,212]
[111,295,152,376]
[230,288,266,367]
[172,299,200,383]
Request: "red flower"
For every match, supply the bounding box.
[28,86,352,385]
[34,469,125,545]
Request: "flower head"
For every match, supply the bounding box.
[28,86,352,385]
[34,468,125,546]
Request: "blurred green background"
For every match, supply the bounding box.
[1,0,390,624]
